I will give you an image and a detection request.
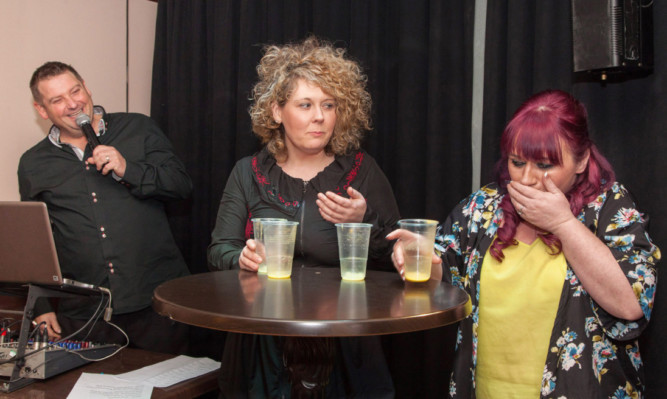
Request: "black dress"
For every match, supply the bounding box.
[209,148,400,398]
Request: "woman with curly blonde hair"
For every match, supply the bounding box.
[209,36,398,398]
[249,36,371,161]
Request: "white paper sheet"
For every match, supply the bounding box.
[115,355,220,388]
[67,355,220,398]
[67,373,153,399]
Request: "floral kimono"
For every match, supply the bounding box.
[436,182,660,398]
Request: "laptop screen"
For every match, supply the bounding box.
[0,201,64,285]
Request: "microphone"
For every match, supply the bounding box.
[75,113,101,150]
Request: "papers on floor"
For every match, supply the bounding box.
[67,355,221,399]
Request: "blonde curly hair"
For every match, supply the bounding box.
[249,36,372,161]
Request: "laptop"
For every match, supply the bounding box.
[0,201,101,294]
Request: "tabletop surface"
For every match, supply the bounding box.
[153,267,471,337]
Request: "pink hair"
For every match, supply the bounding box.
[489,90,615,261]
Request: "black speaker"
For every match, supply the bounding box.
[571,0,653,78]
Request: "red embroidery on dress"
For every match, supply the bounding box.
[252,156,299,210]
[334,152,365,195]
[252,157,270,186]
[342,152,364,191]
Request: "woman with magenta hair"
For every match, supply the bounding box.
[388,89,660,398]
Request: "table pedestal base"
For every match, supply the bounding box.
[283,337,336,398]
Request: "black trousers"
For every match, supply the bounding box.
[57,306,189,355]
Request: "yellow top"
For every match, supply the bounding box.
[475,238,566,399]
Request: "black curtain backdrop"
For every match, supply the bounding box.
[151,1,666,397]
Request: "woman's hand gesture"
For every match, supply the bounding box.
[317,186,367,223]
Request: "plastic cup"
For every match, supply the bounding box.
[251,218,286,274]
[335,223,372,281]
[263,220,299,279]
[397,219,438,282]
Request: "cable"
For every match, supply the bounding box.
[0,291,108,366]
[0,286,127,386]
[97,286,113,322]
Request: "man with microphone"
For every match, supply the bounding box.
[18,61,192,354]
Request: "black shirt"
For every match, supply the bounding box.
[18,107,191,319]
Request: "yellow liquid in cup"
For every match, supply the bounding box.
[266,255,294,279]
[404,249,431,282]
[340,257,367,281]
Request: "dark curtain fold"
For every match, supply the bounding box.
[152,0,665,397]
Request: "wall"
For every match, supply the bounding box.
[0,0,157,200]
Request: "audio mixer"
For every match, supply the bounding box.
[0,340,119,379]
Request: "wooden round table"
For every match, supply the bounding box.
[153,267,471,337]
